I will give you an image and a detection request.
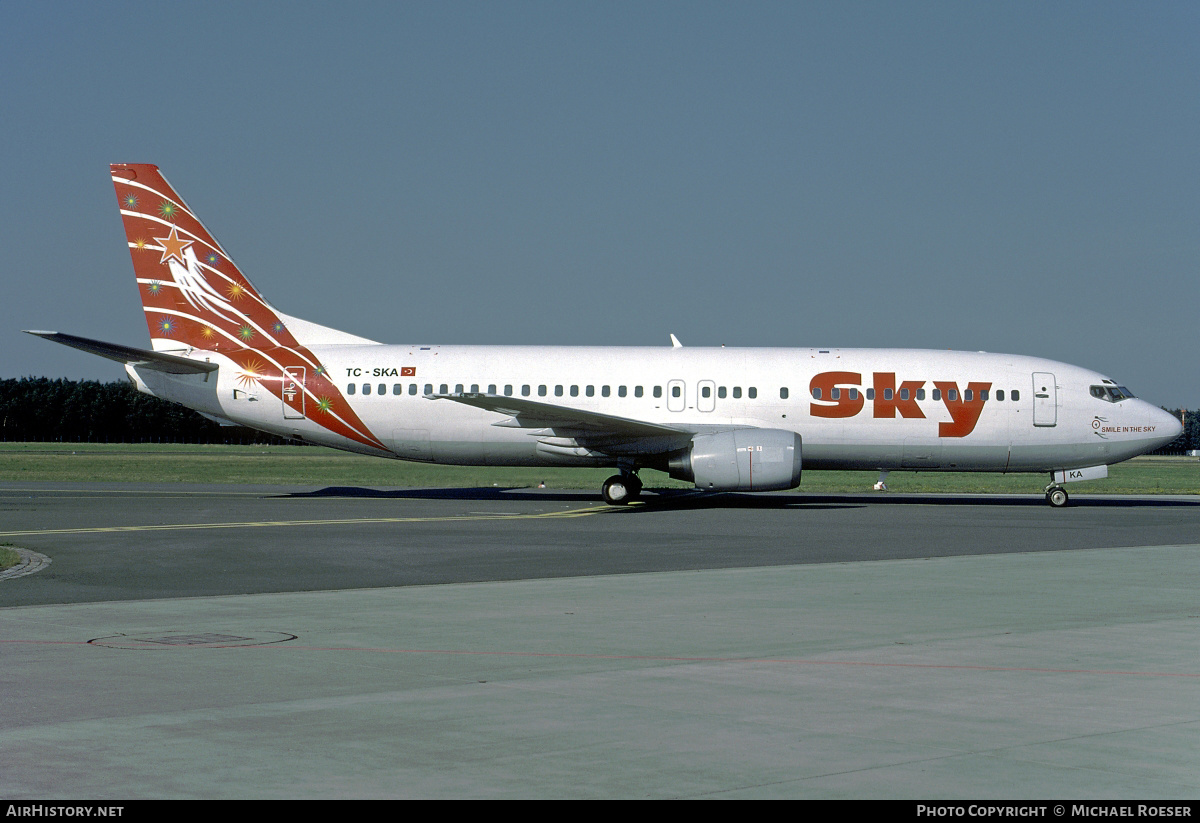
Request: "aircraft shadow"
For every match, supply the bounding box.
[284,486,601,503]
[282,486,1198,511]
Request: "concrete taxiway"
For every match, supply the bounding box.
[2,482,1199,798]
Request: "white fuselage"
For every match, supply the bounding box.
[132,344,1181,475]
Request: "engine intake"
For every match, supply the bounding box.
[668,429,802,491]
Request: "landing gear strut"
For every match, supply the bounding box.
[602,472,642,506]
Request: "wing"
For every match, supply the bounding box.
[429,392,697,455]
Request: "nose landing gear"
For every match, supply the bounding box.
[1044,482,1069,508]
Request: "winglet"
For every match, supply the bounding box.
[670,334,683,348]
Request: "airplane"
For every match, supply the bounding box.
[27,164,1183,507]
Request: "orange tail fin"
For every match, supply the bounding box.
[111,164,387,452]
[112,163,297,352]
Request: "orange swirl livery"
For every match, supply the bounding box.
[111,163,387,453]
[26,164,1182,507]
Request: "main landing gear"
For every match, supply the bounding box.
[601,471,643,506]
[1044,482,1069,508]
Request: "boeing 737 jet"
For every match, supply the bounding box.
[28,164,1182,506]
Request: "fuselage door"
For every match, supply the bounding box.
[1032,371,1057,427]
[697,380,716,413]
[667,380,686,412]
[283,367,306,419]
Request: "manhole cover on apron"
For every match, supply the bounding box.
[90,631,297,649]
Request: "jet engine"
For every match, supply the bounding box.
[667,429,802,492]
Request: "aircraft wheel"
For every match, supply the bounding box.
[602,475,632,505]
[1047,487,1069,508]
[602,474,641,505]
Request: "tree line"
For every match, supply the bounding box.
[1163,408,1200,455]
[1,376,1197,453]
[0,377,289,445]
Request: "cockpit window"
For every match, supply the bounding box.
[1090,384,1136,403]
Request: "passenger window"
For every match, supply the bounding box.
[471,384,479,393]
[379,383,386,395]
[900,389,909,401]
[884,388,893,400]
[996,390,1004,401]
[1011,390,1019,401]
[780,387,788,400]
[393,384,402,395]
[363,384,371,395]
[964,389,973,402]
[932,389,941,401]
[424,384,433,396]
[653,386,662,398]
[948,389,958,401]
[571,385,579,397]
[849,388,859,400]
[733,387,742,399]
[866,388,875,400]
[488,384,497,395]
[538,385,547,397]
[916,389,924,400]
[347,384,356,395]
[719,387,727,399]
[618,386,627,397]
[522,385,530,396]
[811,387,821,400]
[586,385,595,397]
[439,384,448,395]
[409,384,418,396]
[635,386,644,397]
[748,387,757,399]
[671,385,681,398]
[602,386,610,397]
[979,389,988,401]
[455,384,464,394]
[831,388,840,400]
[555,385,563,397]
[504,385,513,396]
[701,386,711,398]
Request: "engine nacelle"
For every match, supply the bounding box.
[668,429,802,492]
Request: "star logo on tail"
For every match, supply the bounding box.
[154,226,193,266]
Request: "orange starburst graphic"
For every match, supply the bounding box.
[236,359,267,389]
[226,282,246,300]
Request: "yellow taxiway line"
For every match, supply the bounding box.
[0,504,637,539]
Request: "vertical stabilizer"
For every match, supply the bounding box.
[111,164,386,451]
[112,164,291,353]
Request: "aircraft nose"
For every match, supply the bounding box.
[1147,405,1183,444]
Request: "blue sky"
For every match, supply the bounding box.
[3,1,1197,407]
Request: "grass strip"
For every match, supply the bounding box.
[0,444,1196,495]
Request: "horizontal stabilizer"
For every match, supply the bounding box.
[24,330,219,375]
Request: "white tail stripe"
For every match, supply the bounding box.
[136,283,325,374]
[112,174,232,257]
